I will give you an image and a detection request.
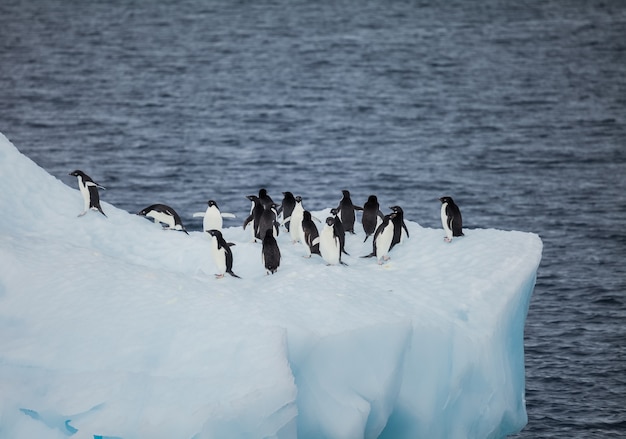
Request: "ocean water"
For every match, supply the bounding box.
[0,0,624,437]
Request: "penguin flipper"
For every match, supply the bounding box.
[192,212,205,218]
[243,215,254,230]
[221,212,237,219]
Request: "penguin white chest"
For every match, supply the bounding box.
[204,206,223,231]
[210,238,227,274]
[441,203,453,240]
[319,225,340,265]
[290,205,304,242]
[375,223,395,261]
[147,211,176,229]
[77,177,90,209]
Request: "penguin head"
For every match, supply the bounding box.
[390,205,404,214]
[258,188,268,198]
[439,196,454,204]
[325,217,335,227]
[282,191,294,198]
[206,229,222,239]
[208,200,218,207]
[330,208,339,216]
[303,210,312,220]
[295,196,302,203]
[247,195,258,202]
[342,189,350,197]
[69,170,86,178]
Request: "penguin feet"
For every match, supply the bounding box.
[444,237,452,243]
[214,274,225,279]
[78,211,87,217]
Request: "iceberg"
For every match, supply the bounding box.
[0,132,542,439]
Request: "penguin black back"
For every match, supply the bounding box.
[330,208,348,256]
[280,191,296,231]
[262,228,281,274]
[337,189,361,234]
[440,196,463,238]
[302,210,320,256]
[362,195,382,242]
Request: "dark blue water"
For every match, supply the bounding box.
[1,0,624,437]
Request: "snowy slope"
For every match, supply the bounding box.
[0,133,542,439]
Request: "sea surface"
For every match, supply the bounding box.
[0,0,624,437]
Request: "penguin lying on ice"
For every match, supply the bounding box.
[137,204,188,234]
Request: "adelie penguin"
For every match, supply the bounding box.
[137,203,188,234]
[69,170,106,217]
[330,208,349,256]
[206,229,240,278]
[336,189,362,234]
[192,200,236,232]
[440,196,464,242]
[301,210,321,258]
[262,228,281,275]
[257,202,280,240]
[289,196,305,244]
[362,195,384,242]
[319,216,347,266]
[363,212,396,264]
[389,205,409,250]
[279,191,296,232]
[243,195,264,241]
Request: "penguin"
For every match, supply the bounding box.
[301,210,321,257]
[257,202,280,240]
[138,204,188,234]
[206,229,240,278]
[262,228,281,275]
[279,191,296,231]
[363,212,396,264]
[243,195,264,241]
[289,196,305,244]
[319,216,345,266]
[258,188,275,209]
[336,190,362,234]
[389,205,410,250]
[440,196,464,242]
[69,170,106,217]
[330,208,349,256]
[362,195,383,242]
[192,200,236,232]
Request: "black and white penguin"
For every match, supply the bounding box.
[301,210,321,257]
[257,202,280,240]
[193,200,236,232]
[389,205,410,250]
[137,203,188,234]
[336,189,362,234]
[279,191,296,231]
[319,216,345,266]
[289,196,305,244]
[262,228,281,275]
[362,195,383,242]
[330,208,349,256]
[206,229,240,278]
[258,188,275,209]
[243,195,264,241]
[363,212,396,264]
[69,170,106,217]
[439,196,464,242]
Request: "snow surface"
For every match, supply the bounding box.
[0,133,542,439]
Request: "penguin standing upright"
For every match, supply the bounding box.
[206,229,240,278]
[69,170,106,217]
[363,212,396,264]
[192,200,236,232]
[330,208,349,256]
[336,190,361,234]
[319,216,344,265]
[137,204,188,234]
[289,196,305,243]
[389,205,410,250]
[243,195,264,241]
[279,191,296,231]
[257,202,280,239]
[258,188,275,209]
[301,210,320,257]
[439,196,463,242]
[362,195,383,242]
[262,228,281,274]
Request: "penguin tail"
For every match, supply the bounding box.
[227,270,241,279]
[363,235,370,243]
[97,207,107,217]
[361,252,375,258]
[342,249,350,256]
